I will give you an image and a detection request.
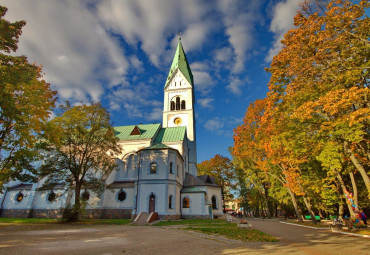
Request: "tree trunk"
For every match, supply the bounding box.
[338,201,344,220]
[349,172,358,208]
[72,182,81,221]
[303,196,316,224]
[318,209,324,219]
[287,187,303,223]
[344,141,370,196]
[336,173,355,217]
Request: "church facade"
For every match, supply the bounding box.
[0,40,223,220]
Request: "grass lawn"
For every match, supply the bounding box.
[154,219,277,242]
[356,229,370,235]
[187,226,278,242]
[0,218,59,224]
[0,218,131,225]
[154,218,236,227]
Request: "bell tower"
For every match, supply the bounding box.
[163,38,197,175]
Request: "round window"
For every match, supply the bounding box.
[81,191,90,201]
[47,191,56,203]
[117,191,126,201]
[16,192,24,203]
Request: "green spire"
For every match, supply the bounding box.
[165,38,193,88]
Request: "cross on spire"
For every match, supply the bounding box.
[177,32,182,40]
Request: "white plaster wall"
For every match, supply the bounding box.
[140,150,168,180]
[137,183,166,214]
[168,151,176,179]
[163,72,196,141]
[32,191,68,210]
[164,141,184,156]
[2,189,34,210]
[102,187,135,209]
[181,192,206,216]
[176,184,181,214]
[117,140,151,159]
[206,186,223,215]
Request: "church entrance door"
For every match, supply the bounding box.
[208,205,213,219]
[149,194,155,213]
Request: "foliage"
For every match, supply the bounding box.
[0,6,57,188]
[186,226,278,242]
[37,102,121,221]
[197,154,236,204]
[154,219,235,227]
[231,0,370,221]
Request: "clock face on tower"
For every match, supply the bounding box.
[174,117,182,125]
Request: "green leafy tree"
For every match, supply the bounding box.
[38,102,121,221]
[0,6,57,188]
[197,154,236,211]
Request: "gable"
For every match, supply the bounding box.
[114,123,161,141]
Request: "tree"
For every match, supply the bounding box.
[267,0,370,197]
[0,6,57,188]
[38,103,121,221]
[197,154,236,211]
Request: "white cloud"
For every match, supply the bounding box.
[129,55,144,73]
[108,83,163,120]
[214,47,233,63]
[226,77,250,95]
[3,0,128,103]
[192,71,214,95]
[266,0,301,62]
[217,0,262,73]
[204,118,224,132]
[97,0,214,67]
[198,98,214,109]
[203,116,243,136]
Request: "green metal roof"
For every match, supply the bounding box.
[154,127,186,143]
[114,123,161,141]
[141,143,171,150]
[165,39,193,87]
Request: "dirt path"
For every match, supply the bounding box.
[0,220,368,255]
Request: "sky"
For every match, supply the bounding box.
[1,0,302,163]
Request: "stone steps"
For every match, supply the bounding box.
[133,212,150,225]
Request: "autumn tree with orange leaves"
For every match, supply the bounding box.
[232,0,369,221]
[0,6,57,188]
[197,154,236,211]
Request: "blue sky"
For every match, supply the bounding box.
[2,0,302,162]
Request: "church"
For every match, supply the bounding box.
[0,39,223,221]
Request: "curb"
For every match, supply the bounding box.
[330,228,370,239]
[279,221,370,238]
[279,221,329,230]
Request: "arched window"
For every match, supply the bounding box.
[212,196,217,209]
[181,100,185,110]
[171,101,175,111]
[82,191,90,201]
[183,197,190,208]
[176,97,180,110]
[47,191,56,203]
[169,195,173,209]
[170,162,173,174]
[117,190,126,201]
[150,163,157,173]
[16,192,24,203]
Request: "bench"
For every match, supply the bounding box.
[304,215,321,221]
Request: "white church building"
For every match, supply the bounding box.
[0,39,223,220]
